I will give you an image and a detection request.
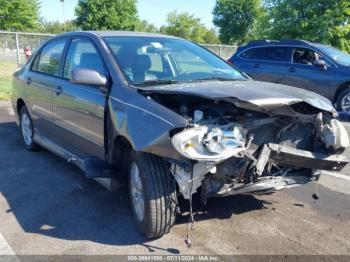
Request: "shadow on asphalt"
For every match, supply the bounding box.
[0,120,268,253]
[176,193,271,225]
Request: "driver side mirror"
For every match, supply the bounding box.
[314,59,327,70]
[71,68,107,86]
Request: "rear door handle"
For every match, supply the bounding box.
[54,86,63,95]
[289,67,296,73]
[254,64,260,68]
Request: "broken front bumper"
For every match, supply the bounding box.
[212,172,316,197]
[267,143,348,172]
[207,144,348,198]
[174,143,349,199]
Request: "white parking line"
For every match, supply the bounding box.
[322,171,350,181]
[0,233,15,255]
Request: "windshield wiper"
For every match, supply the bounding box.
[133,77,241,86]
[133,79,179,86]
[190,77,239,82]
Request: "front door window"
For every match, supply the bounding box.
[64,38,106,80]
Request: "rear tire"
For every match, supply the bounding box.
[128,151,177,238]
[19,106,38,151]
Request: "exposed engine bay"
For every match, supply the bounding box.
[148,93,349,200]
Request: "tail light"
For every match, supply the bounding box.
[227,59,233,65]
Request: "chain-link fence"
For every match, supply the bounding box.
[0,31,238,67]
[0,31,54,66]
[201,44,238,60]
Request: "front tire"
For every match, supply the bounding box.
[19,106,38,151]
[336,87,350,112]
[128,151,177,238]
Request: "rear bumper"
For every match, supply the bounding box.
[267,143,348,171]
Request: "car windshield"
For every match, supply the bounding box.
[103,36,246,85]
[316,45,350,66]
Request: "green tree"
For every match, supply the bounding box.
[160,11,220,44]
[213,0,267,45]
[135,20,158,33]
[0,0,40,31]
[75,0,138,30]
[39,19,78,34]
[203,28,221,44]
[267,0,350,52]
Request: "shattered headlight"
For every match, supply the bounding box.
[171,125,246,161]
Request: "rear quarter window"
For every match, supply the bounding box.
[239,48,263,60]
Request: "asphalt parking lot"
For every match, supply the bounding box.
[0,101,349,256]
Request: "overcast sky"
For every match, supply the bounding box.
[40,0,217,28]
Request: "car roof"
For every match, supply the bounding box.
[242,39,323,48]
[53,30,180,39]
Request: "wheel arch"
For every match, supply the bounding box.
[111,135,133,179]
[113,135,132,153]
[16,98,26,116]
[334,81,350,104]
[105,107,133,178]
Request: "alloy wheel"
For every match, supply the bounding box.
[21,112,33,146]
[130,161,145,222]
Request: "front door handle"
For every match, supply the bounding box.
[54,86,63,96]
[254,64,260,68]
[26,77,32,85]
[289,67,296,73]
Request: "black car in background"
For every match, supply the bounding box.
[228,40,350,112]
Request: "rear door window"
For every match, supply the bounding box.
[32,39,67,77]
[260,47,288,62]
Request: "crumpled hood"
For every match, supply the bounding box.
[141,80,336,114]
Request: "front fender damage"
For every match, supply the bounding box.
[108,95,189,160]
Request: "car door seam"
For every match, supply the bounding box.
[110,96,175,127]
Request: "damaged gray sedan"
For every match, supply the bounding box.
[12,31,349,239]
